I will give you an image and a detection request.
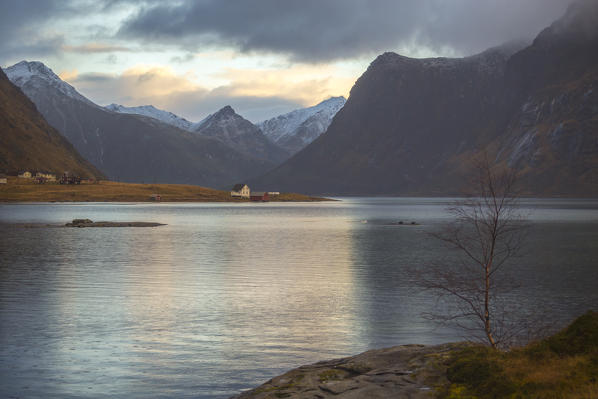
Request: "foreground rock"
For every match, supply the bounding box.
[65,219,165,227]
[231,343,464,399]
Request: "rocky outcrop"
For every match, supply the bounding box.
[65,219,165,227]
[231,343,464,399]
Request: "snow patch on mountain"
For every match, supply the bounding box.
[258,96,346,153]
[4,61,96,106]
[105,103,194,131]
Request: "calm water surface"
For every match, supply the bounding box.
[1,198,597,398]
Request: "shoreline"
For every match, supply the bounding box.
[229,343,461,399]
[0,179,332,203]
[229,311,597,399]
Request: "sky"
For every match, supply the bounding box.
[0,0,573,122]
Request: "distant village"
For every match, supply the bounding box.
[231,184,279,202]
[0,170,93,185]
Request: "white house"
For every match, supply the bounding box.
[231,184,250,198]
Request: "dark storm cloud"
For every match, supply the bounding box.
[0,0,65,61]
[119,0,573,61]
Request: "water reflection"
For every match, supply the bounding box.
[0,199,597,398]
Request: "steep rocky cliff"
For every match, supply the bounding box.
[252,1,598,196]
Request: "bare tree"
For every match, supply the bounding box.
[421,156,527,349]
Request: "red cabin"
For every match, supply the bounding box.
[250,191,269,202]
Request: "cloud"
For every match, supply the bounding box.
[62,43,132,53]
[66,64,339,122]
[170,53,195,64]
[118,0,573,62]
[1,35,66,63]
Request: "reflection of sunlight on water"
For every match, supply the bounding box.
[217,216,357,361]
[1,200,597,399]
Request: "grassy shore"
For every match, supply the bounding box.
[0,178,330,202]
[438,311,598,399]
[233,311,597,398]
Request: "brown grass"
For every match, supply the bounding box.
[0,178,330,203]
[439,311,598,399]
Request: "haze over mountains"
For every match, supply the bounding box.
[252,1,598,196]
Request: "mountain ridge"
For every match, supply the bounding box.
[258,96,346,154]
[194,105,289,164]
[250,2,598,196]
[4,61,277,188]
[0,68,103,178]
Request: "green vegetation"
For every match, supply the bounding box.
[318,369,345,383]
[253,373,304,396]
[438,311,598,399]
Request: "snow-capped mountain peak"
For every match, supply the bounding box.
[258,96,346,154]
[4,60,95,106]
[105,103,194,131]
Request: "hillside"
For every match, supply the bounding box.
[194,105,289,164]
[252,1,598,196]
[0,68,103,178]
[4,62,277,189]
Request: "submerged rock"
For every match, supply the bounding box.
[65,219,165,227]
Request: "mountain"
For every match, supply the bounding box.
[0,68,103,178]
[252,1,598,196]
[258,96,346,154]
[6,61,96,106]
[194,105,289,163]
[4,61,276,188]
[105,103,195,131]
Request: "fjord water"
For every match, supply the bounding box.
[1,198,597,398]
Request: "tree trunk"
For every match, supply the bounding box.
[485,262,497,348]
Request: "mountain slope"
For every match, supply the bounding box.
[105,103,195,131]
[252,44,523,194]
[252,1,598,196]
[0,68,103,178]
[5,61,276,188]
[258,96,346,154]
[194,105,289,163]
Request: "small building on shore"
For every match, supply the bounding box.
[250,191,269,202]
[18,171,32,179]
[60,172,81,185]
[36,171,56,182]
[0,174,7,184]
[150,194,161,201]
[231,184,250,198]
